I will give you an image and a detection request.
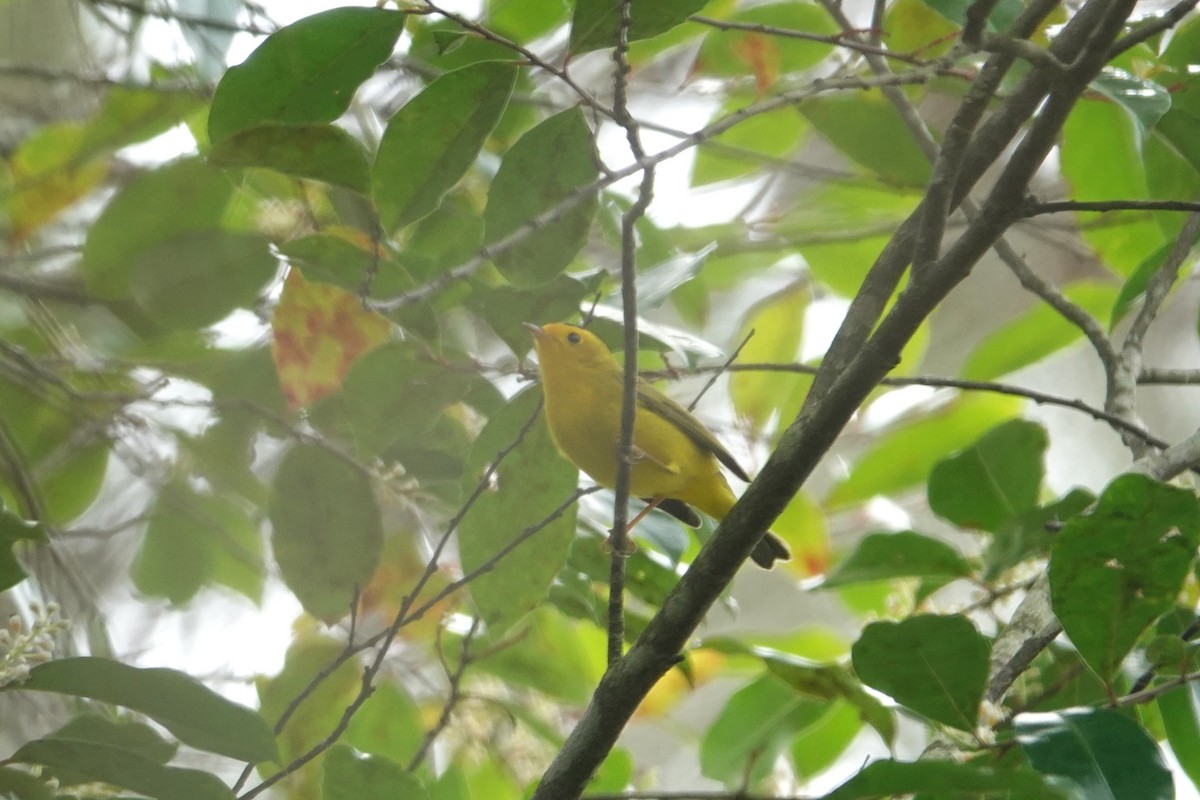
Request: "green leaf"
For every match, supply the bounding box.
[791,701,863,778]
[82,158,236,300]
[11,738,233,800]
[309,342,478,460]
[1049,473,1200,683]
[374,62,517,231]
[827,394,1022,508]
[468,274,598,355]
[700,673,826,785]
[269,444,383,623]
[729,286,807,434]
[208,7,405,143]
[487,0,571,40]
[7,122,108,241]
[473,606,599,703]
[46,714,177,783]
[982,488,1094,580]
[280,233,413,297]
[629,244,715,310]
[1158,682,1200,791]
[961,282,1116,380]
[1061,98,1165,277]
[1092,68,1171,134]
[458,390,578,633]
[343,682,424,766]
[1017,708,1173,800]
[822,759,1066,800]
[484,108,599,286]
[0,766,54,800]
[209,123,372,192]
[695,3,837,85]
[693,99,808,186]
[257,635,361,769]
[822,530,972,588]
[927,419,1047,532]
[6,657,277,763]
[851,615,989,731]
[801,93,931,187]
[1111,233,1200,326]
[129,231,276,330]
[569,0,708,54]
[0,505,45,592]
[322,744,428,800]
[922,0,1027,31]
[132,482,263,605]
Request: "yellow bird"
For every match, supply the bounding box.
[525,322,789,569]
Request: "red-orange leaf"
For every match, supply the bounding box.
[271,268,390,409]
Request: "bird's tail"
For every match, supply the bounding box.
[751,531,790,569]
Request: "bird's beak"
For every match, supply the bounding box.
[523,322,548,342]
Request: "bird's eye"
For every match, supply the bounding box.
[567,331,582,344]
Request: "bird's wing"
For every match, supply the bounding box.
[636,379,751,482]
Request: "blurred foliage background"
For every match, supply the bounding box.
[3,0,1200,798]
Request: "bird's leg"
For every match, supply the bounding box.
[602,496,665,556]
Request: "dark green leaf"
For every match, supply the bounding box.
[0,766,53,800]
[269,444,383,623]
[322,744,427,800]
[208,7,405,143]
[483,108,599,286]
[928,420,1047,532]
[1112,236,1199,327]
[569,0,708,54]
[458,390,578,633]
[209,123,372,192]
[852,615,989,731]
[823,531,972,587]
[82,158,235,300]
[129,231,276,330]
[983,488,1094,580]
[821,759,1067,800]
[1049,474,1200,682]
[12,738,232,800]
[0,505,45,592]
[466,274,598,355]
[280,233,413,298]
[473,606,598,703]
[46,714,177,785]
[6,657,277,763]
[1017,708,1172,800]
[374,62,516,231]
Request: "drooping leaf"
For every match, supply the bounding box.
[729,286,807,434]
[268,443,383,623]
[0,504,45,592]
[7,122,107,242]
[208,7,405,143]
[11,738,233,800]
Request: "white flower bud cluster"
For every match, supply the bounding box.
[0,602,70,688]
